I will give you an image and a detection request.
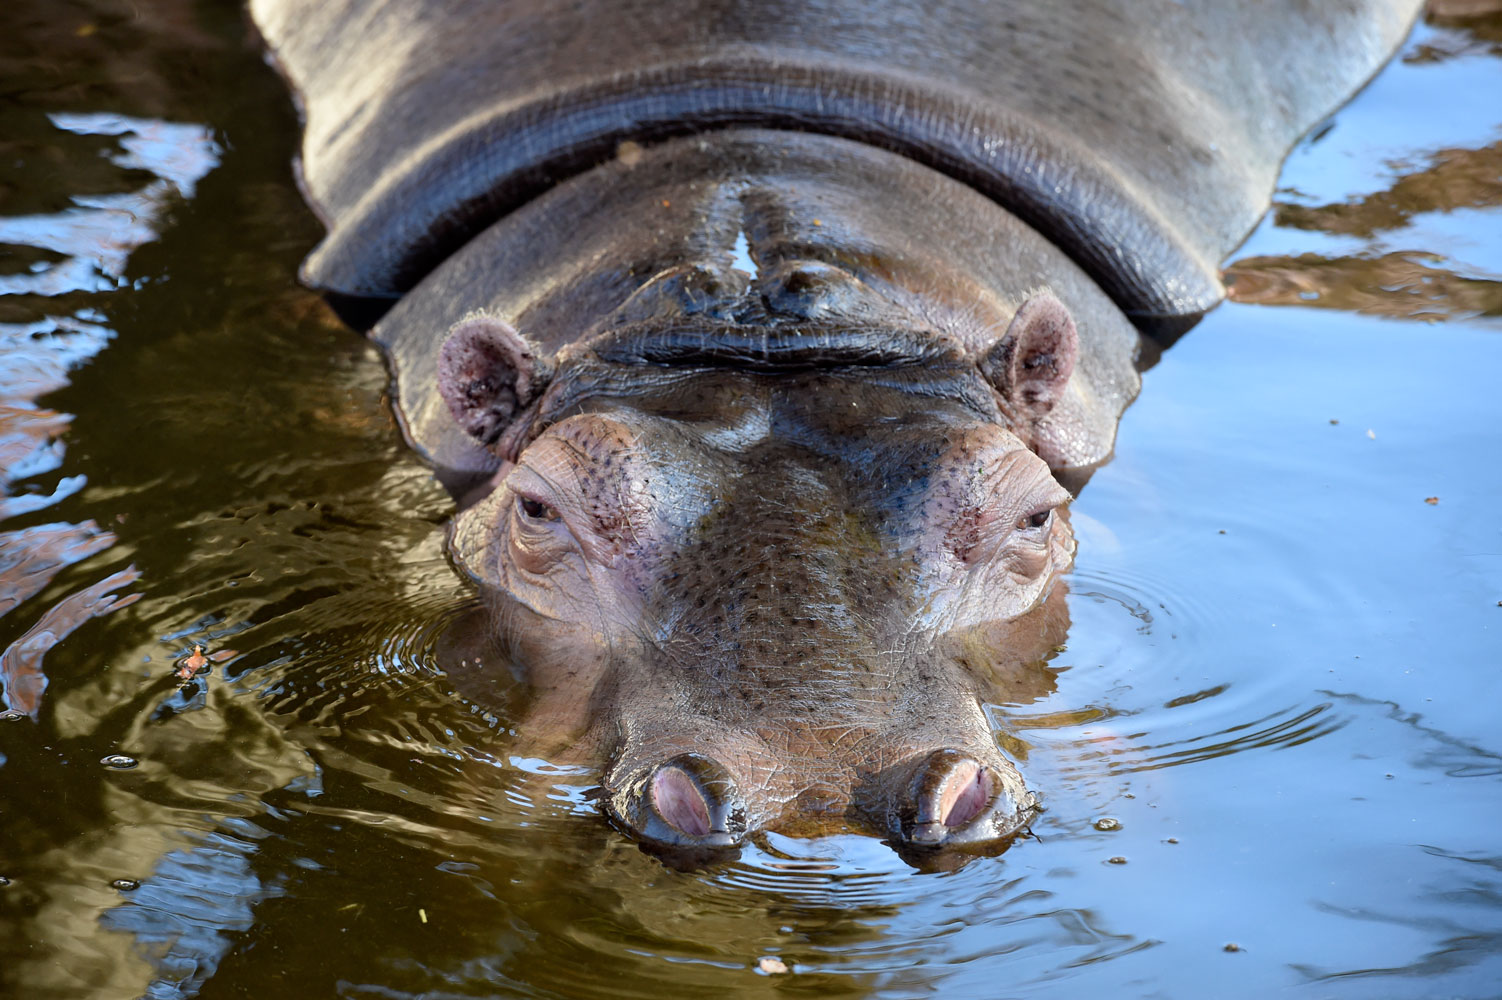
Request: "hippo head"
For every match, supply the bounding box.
[435,260,1081,864]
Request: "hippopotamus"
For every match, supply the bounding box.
[250,0,1422,862]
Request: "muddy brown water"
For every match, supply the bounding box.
[1,3,1499,998]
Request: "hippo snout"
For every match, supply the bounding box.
[601,734,1039,863]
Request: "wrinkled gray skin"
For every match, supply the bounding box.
[253,0,1422,863]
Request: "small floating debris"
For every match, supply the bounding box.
[1093,817,1121,832]
[1224,943,1244,953]
[1366,429,1376,440]
[176,645,209,678]
[757,957,789,975]
[1329,418,1339,425]
[100,754,138,769]
[174,644,236,680]
[110,879,140,891]
[418,908,428,924]
[1424,497,1439,505]
[1106,856,1128,865]
[0,875,10,886]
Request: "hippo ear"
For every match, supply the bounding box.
[438,313,553,445]
[979,293,1079,423]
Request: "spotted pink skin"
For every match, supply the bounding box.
[447,382,1072,847]
[438,286,1078,852]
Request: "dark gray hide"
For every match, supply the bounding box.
[252,0,1420,484]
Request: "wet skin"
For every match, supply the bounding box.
[367,126,1137,864]
[429,202,1090,862]
[448,363,1074,858]
[248,0,1425,864]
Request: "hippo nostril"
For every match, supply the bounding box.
[651,764,712,837]
[607,752,747,852]
[905,749,999,846]
[938,758,990,829]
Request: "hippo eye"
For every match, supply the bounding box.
[517,495,561,522]
[1016,508,1052,532]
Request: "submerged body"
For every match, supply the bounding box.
[252,0,1422,861]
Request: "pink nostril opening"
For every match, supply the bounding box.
[650,765,712,836]
[939,761,990,828]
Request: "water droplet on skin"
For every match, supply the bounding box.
[1094,817,1121,831]
[111,878,140,891]
[100,754,138,769]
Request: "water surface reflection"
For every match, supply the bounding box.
[1,2,1499,998]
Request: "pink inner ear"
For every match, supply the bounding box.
[438,315,546,444]
[1010,296,1077,393]
[651,765,712,836]
[939,761,991,828]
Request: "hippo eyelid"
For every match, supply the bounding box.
[504,463,571,519]
[1014,507,1053,532]
[517,493,562,522]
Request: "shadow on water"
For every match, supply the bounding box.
[1,1,1500,998]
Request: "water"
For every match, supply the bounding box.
[1,2,1499,998]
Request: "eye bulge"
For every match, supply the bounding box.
[922,434,1069,560]
[497,413,1070,588]
[494,413,693,572]
[981,448,1071,538]
[499,422,614,540]
[502,460,570,529]
[497,457,583,580]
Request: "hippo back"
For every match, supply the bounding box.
[251,0,1421,334]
